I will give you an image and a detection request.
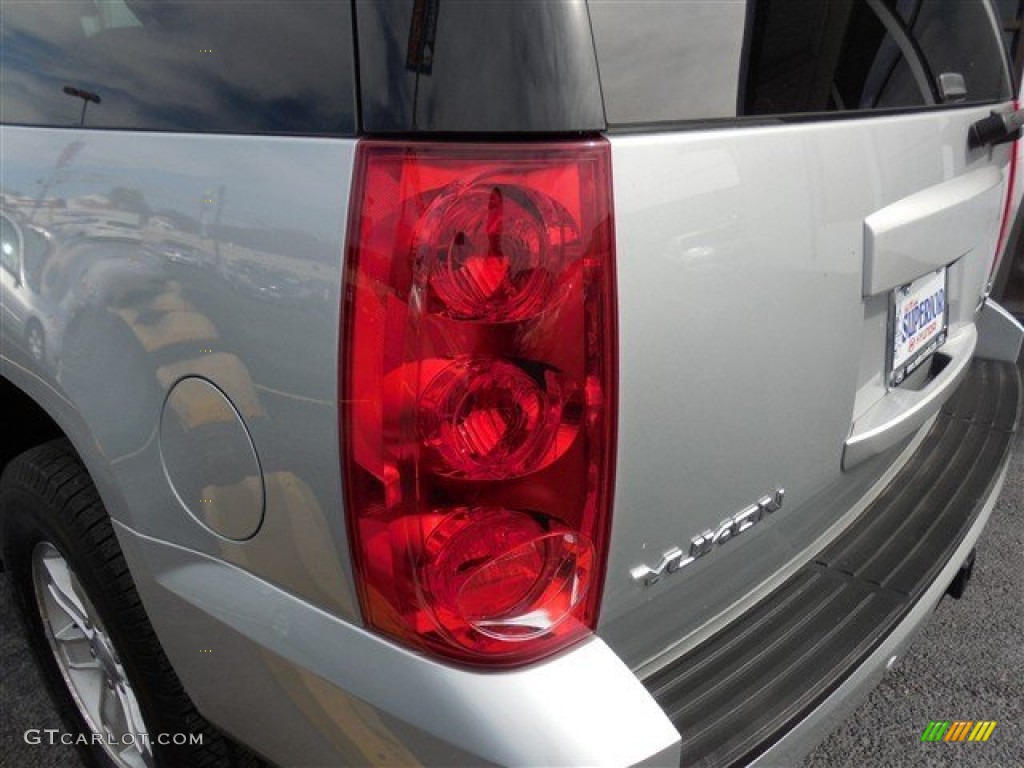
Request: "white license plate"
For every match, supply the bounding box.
[890,268,947,387]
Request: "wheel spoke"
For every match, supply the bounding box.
[100,680,126,738]
[32,542,153,768]
[117,743,141,767]
[66,656,103,671]
[53,618,87,643]
[115,684,145,744]
[41,555,94,639]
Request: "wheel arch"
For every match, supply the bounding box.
[0,374,65,478]
[0,373,126,570]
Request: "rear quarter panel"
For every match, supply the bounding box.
[0,126,360,623]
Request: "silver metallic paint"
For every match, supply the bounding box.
[844,325,977,468]
[863,165,1003,295]
[600,107,1012,670]
[975,299,1024,362]
[0,126,359,625]
[159,376,265,541]
[0,94,1016,768]
[113,522,682,768]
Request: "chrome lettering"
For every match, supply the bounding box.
[630,546,686,586]
[733,504,762,534]
[690,530,715,558]
[630,488,786,586]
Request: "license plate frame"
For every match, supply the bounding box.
[888,268,948,388]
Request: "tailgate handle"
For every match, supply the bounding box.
[843,325,977,470]
[863,166,1003,296]
[968,108,1024,148]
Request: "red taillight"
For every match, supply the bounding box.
[993,99,1020,280]
[341,141,617,666]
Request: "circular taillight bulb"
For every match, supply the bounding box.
[418,357,564,479]
[421,507,594,643]
[414,182,579,321]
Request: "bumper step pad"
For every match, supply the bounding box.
[643,360,1020,767]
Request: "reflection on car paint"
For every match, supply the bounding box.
[0,129,356,625]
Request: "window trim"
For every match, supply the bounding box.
[984,0,1018,93]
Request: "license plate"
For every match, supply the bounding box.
[890,268,947,387]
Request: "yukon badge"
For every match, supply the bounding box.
[630,489,785,587]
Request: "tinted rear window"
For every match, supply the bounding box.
[0,1,356,135]
[897,0,1011,102]
[590,0,1012,127]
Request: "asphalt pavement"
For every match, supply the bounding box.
[2,434,1022,768]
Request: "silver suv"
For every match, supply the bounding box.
[1,2,1021,766]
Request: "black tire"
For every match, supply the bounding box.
[0,439,259,768]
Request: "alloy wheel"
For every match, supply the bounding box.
[31,541,154,768]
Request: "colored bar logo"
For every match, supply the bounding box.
[921,721,996,742]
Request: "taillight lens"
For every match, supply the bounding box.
[992,98,1020,281]
[341,141,617,666]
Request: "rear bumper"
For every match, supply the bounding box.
[752,459,1008,767]
[115,360,1018,768]
[643,358,1020,767]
